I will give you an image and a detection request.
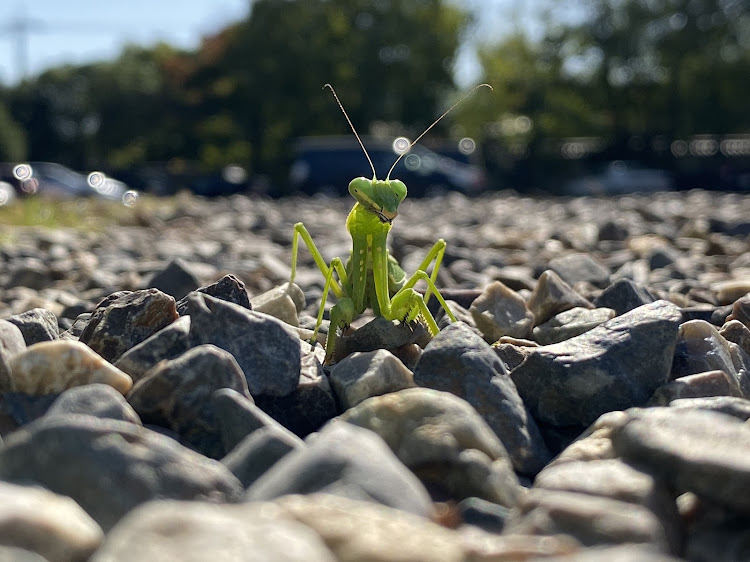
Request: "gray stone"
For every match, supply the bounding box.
[648,370,743,405]
[533,306,615,345]
[245,420,433,517]
[671,320,750,396]
[147,258,201,300]
[720,319,750,356]
[47,383,142,425]
[92,500,336,562]
[511,300,682,427]
[669,395,750,421]
[332,316,431,364]
[0,414,243,531]
[527,270,594,326]
[212,387,299,453]
[0,319,26,393]
[413,322,550,475]
[612,407,750,512]
[0,481,103,562]
[253,351,339,437]
[249,282,305,327]
[114,315,192,383]
[340,387,521,507]
[222,424,304,488]
[127,345,251,458]
[79,289,178,363]
[329,349,415,409]
[468,280,534,341]
[5,308,59,345]
[505,488,672,552]
[176,274,252,316]
[185,293,300,397]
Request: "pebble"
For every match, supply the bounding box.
[3,190,750,558]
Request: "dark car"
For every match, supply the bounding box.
[289,136,487,196]
[0,162,133,202]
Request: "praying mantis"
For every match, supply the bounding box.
[290,83,491,364]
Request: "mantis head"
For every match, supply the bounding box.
[349,177,407,223]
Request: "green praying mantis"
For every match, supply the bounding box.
[290,83,492,364]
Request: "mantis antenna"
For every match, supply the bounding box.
[323,83,377,180]
[386,83,493,181]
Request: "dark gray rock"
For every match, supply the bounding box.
[185,293,300,397]
[79,289,178,363]
[457,496,509,533]
[212,388,298,453]
[0,393,58,436]
[685,513,750,562]
[6,259,52,291]
[593,278,656,316]
[0,414,243,531]
[0,319,26,393]
[532,307,615,345]
[511,300,682,427]
[612,407,750,512]
[127,345,250,458]
[59,312,91,340]
[176,274,251,316]
[5,308,59,345]
[413,322,550,475]
[245,420,433,517]
[222,424,304,488]
[147,258,201,300]
[47,383,142,425]
[253,351,338,437]
[114,316,192,383]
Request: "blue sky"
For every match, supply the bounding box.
[0,0,558,87]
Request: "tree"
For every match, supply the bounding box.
[0,96,27,161]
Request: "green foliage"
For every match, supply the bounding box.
[0,96,27,161]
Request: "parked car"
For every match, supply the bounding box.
[0,162,133,202]
[563,160,674,195]
[289,136,487,196]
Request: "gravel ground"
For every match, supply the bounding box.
[1,189,750,561]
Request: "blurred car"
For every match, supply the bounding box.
[563,160,674,195]
[289,136,487,196]
[0,162,133,202]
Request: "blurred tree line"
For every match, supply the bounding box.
[0,0,748,192]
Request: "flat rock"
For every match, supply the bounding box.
[532,306,615,345]
[0,414,243,531]
[505,488,672,552]
[413,322,550,475]
[468,280,534,341]
[611,407,750,513]
[8,340,133,395]
[92,500,335,562]
[594,278,656,315]
[185,293,300,397]
[340,387,521,507]
[668,395,750,421]
[548,253,611,289]
[332,316,431,363]
[127,344,251,458]
[329,349,415,410]
[79,289,178,363]
[511,300,682,426]
[245,420,433,518]
[648,370,744,405]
